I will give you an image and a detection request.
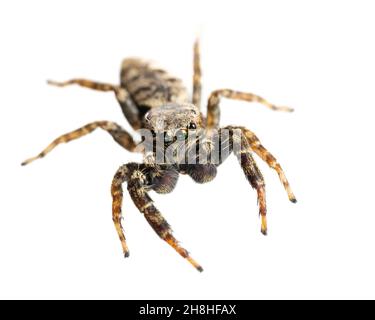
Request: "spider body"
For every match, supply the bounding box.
[22,40,296,272]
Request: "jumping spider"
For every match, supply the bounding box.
[22,40,296,272]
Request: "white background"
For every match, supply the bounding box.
[1,0,374,299]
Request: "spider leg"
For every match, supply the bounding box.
[192,38,202,108]
[223,126,296,203]
[207,89,294,128]
[48,78,142,130]
[234,135,268,235]
[215,128,267,234]
[112,164,131,257]
[21,121,138,166]
[111,163,203,272]
[47,78,118,92]
[241,127,296,203]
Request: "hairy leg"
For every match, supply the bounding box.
[241,127,296,203]
[234,135,268,235]
[111,163,203,271]
[48,79,142,130]
[21,121,138,166]
[207,89,294,128]
[223,126,296,203]
[192,39,202,108]
[215,128,268,234]
[48,78,118,92]
[111,164,131,257]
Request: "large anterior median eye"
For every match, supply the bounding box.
[176,129,188,140]
[189,122,197,129]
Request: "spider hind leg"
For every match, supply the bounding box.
[192,38,202,108]
[47,78,142,130]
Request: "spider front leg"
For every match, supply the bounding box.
[111,163,203,272]
[216,128,268,234]
[21,121,138,165]
[234,134,268,234]
[206,89,294,128]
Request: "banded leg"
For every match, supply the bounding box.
[111,163,203,272]
[221,129,268,235]
[21,121,138,166]
[207,89,294,128]
[192,39,202,108]
[47,78,118,92]
[112,164,131,257]
[237,150,267,235]
[48,78,142,129]
[237,127,296,203]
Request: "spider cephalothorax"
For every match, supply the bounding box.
[22,40,296,272]
[145,102,202,133]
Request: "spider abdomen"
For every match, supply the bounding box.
[121,58,189,115]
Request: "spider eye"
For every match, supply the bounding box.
[188,122,197,130]
[176,129,188,140]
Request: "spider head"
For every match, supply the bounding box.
[144,103,203,142]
